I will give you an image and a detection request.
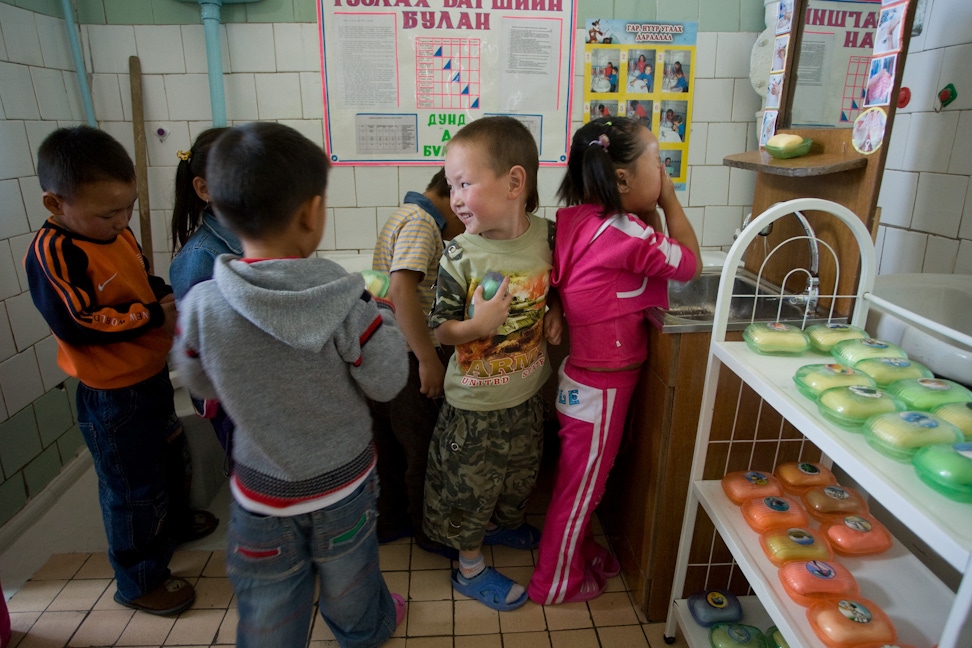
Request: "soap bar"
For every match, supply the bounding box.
[359,269,389,298]
[775,461,838,496]
[744,322,810,356]
[886,377,972,411]
[778,559,859,607]
[686,589,742,627]
[793,364,876,401]
[767,133,804,148]
[831,337,907,366]
[817,385,905,429]
[760,526,832,566]
[721,470,782,505]
[802,485,868,522]
[819,513,893,556]
[709,623,769,648]
[912,442,972,502]
[806,597,896,648]
[740,495,809,533]
[853,357,933,388]
[863,411,964,462]
[765,626,790,648]
[933,402,972,440]
[805,323,867,354]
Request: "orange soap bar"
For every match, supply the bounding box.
[807,597,896,648]
[775,461,837,496]
[802,485,869,522]
[819,513,893,556]
[721,470,783,505]
[760,526,832,567]
[778,559,859,607]
[740,495,809,533]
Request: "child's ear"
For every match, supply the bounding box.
[42,191,65,215]
[297,195,325,232]
[615,169,630,193]
[192,177,210,202]
[508,165,526,199]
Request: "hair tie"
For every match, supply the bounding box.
[176,150,192,162]
[588,134,610,150]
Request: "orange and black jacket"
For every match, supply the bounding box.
[25,219,173,389]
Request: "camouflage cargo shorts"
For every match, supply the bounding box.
[422,394,545,550]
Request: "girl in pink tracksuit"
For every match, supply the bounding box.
[528,117,702,605]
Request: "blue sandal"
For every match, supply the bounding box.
[483,523,541,549]
[452,567,528,611]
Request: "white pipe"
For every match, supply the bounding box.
[60,0,96,126]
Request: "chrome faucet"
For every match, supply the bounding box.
[739,209,820,312]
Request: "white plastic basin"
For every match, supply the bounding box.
[866,273,972,386]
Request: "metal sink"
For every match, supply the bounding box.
[648,270,834,333]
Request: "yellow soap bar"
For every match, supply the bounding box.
[767,133,804,149]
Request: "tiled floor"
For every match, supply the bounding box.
[4,510,687,648]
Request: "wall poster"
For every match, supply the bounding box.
[583,19,697,189]
[318,0,577,165]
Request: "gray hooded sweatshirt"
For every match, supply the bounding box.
[173,255,408,510]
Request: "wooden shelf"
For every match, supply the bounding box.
[723,149,867,177]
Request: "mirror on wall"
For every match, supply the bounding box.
[784,0,919,129]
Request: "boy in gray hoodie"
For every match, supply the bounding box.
[173,122,408,648]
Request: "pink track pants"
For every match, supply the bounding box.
[528,359,639,605]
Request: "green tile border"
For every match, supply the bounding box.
[23,444,62,498]
[0,475,27,527]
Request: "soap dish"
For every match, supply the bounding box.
[740,495,809,533]
[686,589,742,627]
[709,623,770,648]
[801,485,869,522]
[765,137,812,159]
[775,461,837,496]
[806,597,896,648]
[721,470,782,505]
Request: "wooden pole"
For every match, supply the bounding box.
[129,55,153,271]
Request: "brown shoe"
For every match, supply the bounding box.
[114,577,195,615]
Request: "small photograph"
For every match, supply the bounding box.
[661,54,689,93]
[626,50,656,93]
[766,73,784,109]
[627,99,652,127]
[760,109,779,147]
[591,101,619,120]
[662,151,683,178]
[772,34,789,72]
[590,48,621,93]
[776,0,794,34]
[875,2,907,54]
[864,54,896,106]
[852,107,887,154]
[659,100,688,142]
[587,18,617,44]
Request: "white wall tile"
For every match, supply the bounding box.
[34,334,65,392]
[226,24,276,73]
[922,236,958,273]
[24,120,54,175]
[704,122,747,166]
[318,208,336,250]
[145,121,190,168]
[0,303,14,364]
[0,179,28,240]
[150,208,172,255]
[955,240,972,274]
[715,32,756,79]
[873,224,887,272]
[134,26,186,75]
[0,10,8,61]
[86,25,137,74]
[898,110,958,173]
[0,347,44,416]
[731,78,761,124]
[164,74,212,121]
[332,207,378,249]
[688,165,729,207]
[398,166,437,201]
[300,72,323,119]
[922,0,972,50]
[181,24,230,75]
[20,178,46,232]
[147,165,177,213]
[912,172,967,237]
[255,72,302,119]
[898,48,943,114]
[90,74,124,121]
[24,70,66,125]
[354,166,400,208]
[883,112,909,170]
[0,241,21,301]
[115,72,133,121]
[702,206,744,248]
[683,207,704,241]
[6,291,47,352]
[62,70,85,122]
[688,122,707,165]
[278,119,324,148]
[0,62,40,120]
[326,165,357,208]
[138,74,170,121]
[274,23,319,73]
[961,179,972,240]
[9,233,32,293]
[694,32,717,79]
[0,121,34,181]
[878,227,926,274]
[876,170,918,228]
[224,73,259,121]
[537,166,561,210]
[692,78,734,122]
[0,3,42,67]
[152,250,170,281]
[727,167,755,207]
[937,43,972,112]
[947,110,972,175]
[35,14,72,71]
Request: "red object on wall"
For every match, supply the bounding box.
[898,86,911,108]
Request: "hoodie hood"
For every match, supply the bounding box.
[212,255,364,352]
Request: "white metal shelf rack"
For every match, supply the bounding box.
[663,198,972,647]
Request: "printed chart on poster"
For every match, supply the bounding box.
[583,19,696,189]
[318,0,576,165]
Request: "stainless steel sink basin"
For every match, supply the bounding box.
[648,270,835,333]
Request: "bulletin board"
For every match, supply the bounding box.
[317,0,577,165]
[583,19,697,190]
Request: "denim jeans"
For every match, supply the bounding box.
[77,367,190,602]
[228,473,396,648]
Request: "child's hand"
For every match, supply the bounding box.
[469,276,512,337]
[544,300,564,345]
[419,357,446,399]
[657,162,678,211]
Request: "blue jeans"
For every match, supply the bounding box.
[77,367,189,602]
[228,473,396,648]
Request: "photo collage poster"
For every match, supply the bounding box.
[584,19,697,189]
